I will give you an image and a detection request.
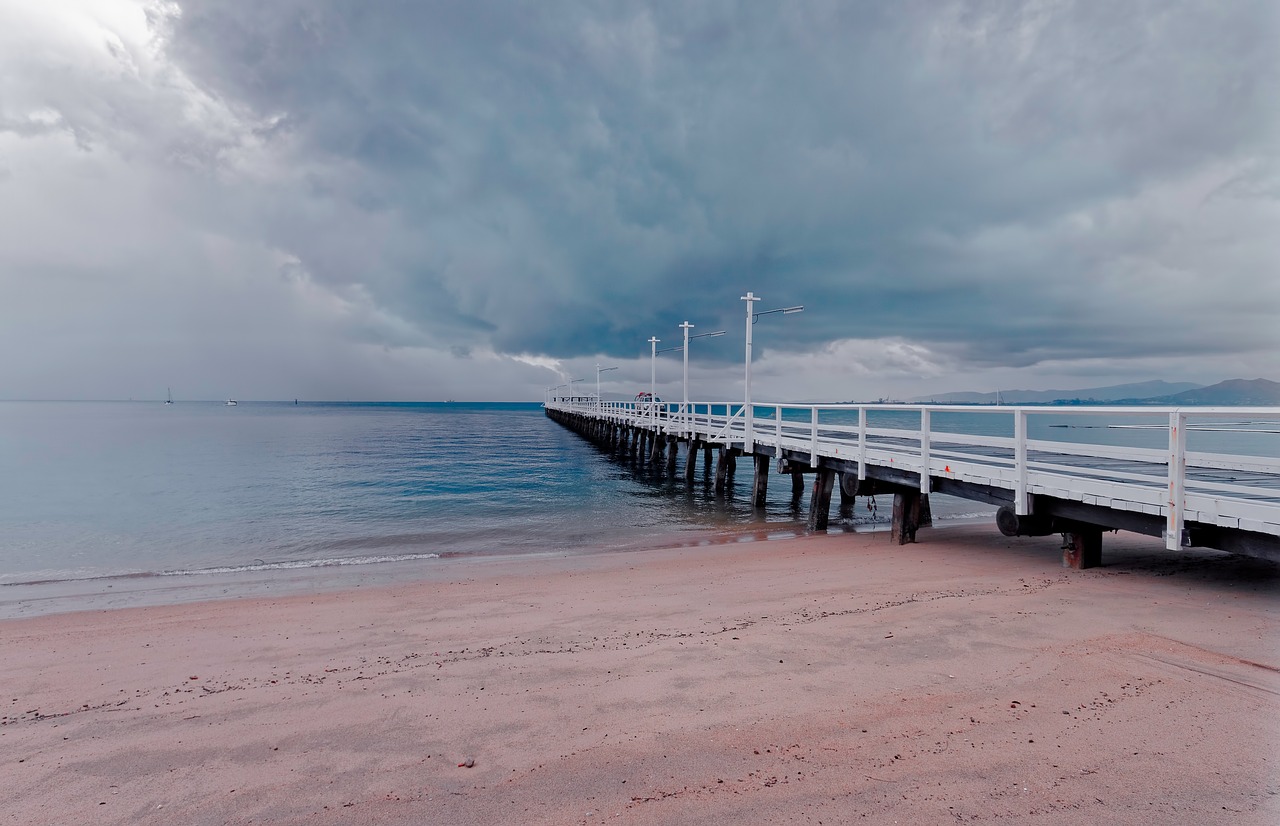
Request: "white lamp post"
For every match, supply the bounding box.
[569,378,584,405]
[648,336,661,425]
[741,292,803,451]
[651,340,689,430]
[678,321,725,437]
[596,363,618,412]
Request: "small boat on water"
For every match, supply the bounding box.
[165,387,173,406]
[226,397,238,406]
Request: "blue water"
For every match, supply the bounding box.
[6,401,1271,615]
[0,402,903,592]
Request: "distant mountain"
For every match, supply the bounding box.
[913,380,1203,405]
[1112,378,1280,406]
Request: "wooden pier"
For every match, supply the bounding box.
[545,398,1280,569]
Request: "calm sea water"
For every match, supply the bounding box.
[0,402,923,599]
[4,401,1271,616]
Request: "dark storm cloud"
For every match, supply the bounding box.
[149,0,1276,373]
[2,1,1274,401]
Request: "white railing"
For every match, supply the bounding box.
[546,399,1280,550]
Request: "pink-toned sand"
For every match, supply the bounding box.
[2,525,1277,825]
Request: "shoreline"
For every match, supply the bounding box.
[0,512,998,621]
[3,525,1275,824]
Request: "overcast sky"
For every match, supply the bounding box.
[2,1,1276,402]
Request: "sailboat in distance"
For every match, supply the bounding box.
[165,387,173,405]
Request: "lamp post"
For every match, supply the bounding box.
[651,340,689,430]
[678,321,726,437]
[596,363,618,412]
[741,292,804,451]
[648,336,661,425]
[569,377,584,406]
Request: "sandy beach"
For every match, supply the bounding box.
[2,525,1277,825]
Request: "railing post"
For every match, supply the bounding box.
[810,407,819,466]
[858,407,867,480]
[919,408,931,495]
[1014,409,1029,515]
[1166,410,1188,550]
[775,405,783,449]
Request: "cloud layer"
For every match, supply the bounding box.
[2,0,1276,400]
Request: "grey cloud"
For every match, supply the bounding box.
[155,1,1277,370]
[2,1,1275,401]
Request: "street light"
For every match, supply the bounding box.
[568,378,585,405]
[596,363,618,412]
[742,291,803,451]
[647,337,662,425]
[678,321,725,436]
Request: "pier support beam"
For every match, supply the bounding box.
[666,437,679,476]
[714,448,739,494]
[684,440,700,485]
[891,490,931,545]
[790,471,806,509]
[703,445,714,475]
[807,468,835,531]
[838,472,857,518]
[752,454,770,508]
[1062,528,1103,569]
[649,432,664,466]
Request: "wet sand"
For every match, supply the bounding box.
[2,525,1277,824]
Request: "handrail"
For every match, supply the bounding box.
[709,404,745,442]
[545,398,1280,549]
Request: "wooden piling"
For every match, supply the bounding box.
[684,439,699,485]
[666,437,679,476]
[752,455,770,508]
[807,468,835,531]
[918,493,933,528]
[837,472,856,518]
[891,490,928,544]
[714,448,735,494]
[1062,528,1102,569]
[790,471,806,508]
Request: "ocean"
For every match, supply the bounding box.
[4,400,1272,618]
[0,401,980,617]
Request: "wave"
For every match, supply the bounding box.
[1,551,443,587]
[158,552,443,577]
[934,510,998,521]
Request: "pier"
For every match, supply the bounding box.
[545,397,1280,568]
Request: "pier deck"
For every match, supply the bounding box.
[545,399,1280,567]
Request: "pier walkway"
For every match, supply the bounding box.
[544,398,1280,568]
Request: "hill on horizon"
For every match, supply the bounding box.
[912,379,1203,405]
[1111,378,1280,406]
